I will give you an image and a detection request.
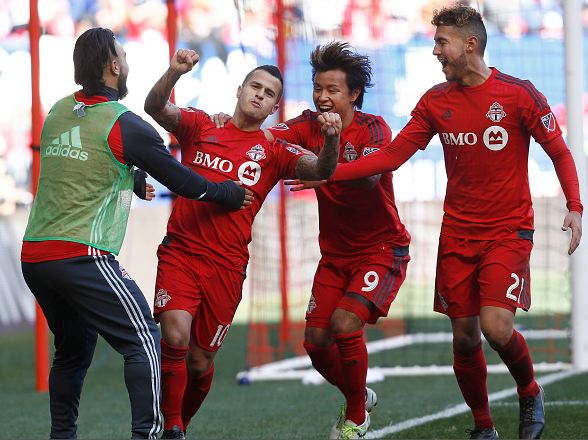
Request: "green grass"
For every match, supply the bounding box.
[1,326,587,439]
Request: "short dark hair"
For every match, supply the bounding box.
[310,41,373,109]
[73,27,118,93]
[242,65,284,100]
[431,5,487,54]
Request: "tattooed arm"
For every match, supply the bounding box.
[295,112,342,180]
[144,49,200,132]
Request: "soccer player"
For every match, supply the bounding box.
[328,6,583,440]
[268,42,410,440]
[144,49,342,439]
[20,28,249,440]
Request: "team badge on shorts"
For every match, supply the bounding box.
[154,289,171,308]
[307,294,317,314]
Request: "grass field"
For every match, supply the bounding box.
[1,325,587,439]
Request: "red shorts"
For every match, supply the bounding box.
[153,244,246,352]
[306,246,410,328]
[434,233,533,318]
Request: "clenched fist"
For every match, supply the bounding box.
[170,49,200,75]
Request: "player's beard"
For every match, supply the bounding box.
[118,73,128,100]
[445,53,467,82]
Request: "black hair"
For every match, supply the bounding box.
[73,27,118,93]
[432,5,487,54]
[242,65,284,100]
[310,41,373,109]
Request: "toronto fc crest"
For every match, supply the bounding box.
[246,144,266,161]
[343,142,358,162]
[486,102,506,122]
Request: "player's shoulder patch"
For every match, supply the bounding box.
[362,147,380,156]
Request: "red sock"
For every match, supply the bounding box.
[496,330,539,398]
[304,340,347,394]
[453,342,493,429]
[161,339,188,430]
[181,362,215,430]
[334,330,367,425]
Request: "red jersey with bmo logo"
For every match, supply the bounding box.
[268,110,410,258]
[334,68,582,239]
[167,107,300,269]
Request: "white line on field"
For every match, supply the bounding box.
[366,369,584,439]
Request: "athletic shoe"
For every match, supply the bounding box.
[338,411,370,439]
[160,425,185,439]
[467,426,499,439]
[519,385,545,439]
[329,387,377,439]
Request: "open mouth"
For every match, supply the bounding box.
[318,105,332,113]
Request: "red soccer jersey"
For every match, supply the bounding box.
[333,68,582,240]
[166,108,300,269]
[268,110,410,258]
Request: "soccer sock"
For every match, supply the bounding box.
[160,339,188,430]
[181,362,215,430]
[303,340,347,394]
[453,342,493,429]
[495,330,539,398]
[334,330,368,425]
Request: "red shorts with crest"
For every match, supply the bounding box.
[153,243,246,352]
[306,246,410,328]
[434,233,533,318]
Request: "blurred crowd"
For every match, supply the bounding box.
[2,0,586,51]
[1,0,588,213]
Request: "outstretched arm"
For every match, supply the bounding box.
[294,112,342,180]
[144,49,200,132]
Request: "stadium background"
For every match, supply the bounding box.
[1,1,588,438]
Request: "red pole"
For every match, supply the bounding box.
[29,0,49,393]
[166,0,180,162]
[275,0,290,348]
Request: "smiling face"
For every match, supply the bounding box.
[432,25,468,83]
[312,69,359,125]
[236,69,281,122]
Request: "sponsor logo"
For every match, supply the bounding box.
[154,289,171,308]
[363,147,380,156]
[483,125,509,151]
[238,161,262,186]
[193,151,234,172]
[343,142,358,161]
[270,123,289,130]
[440,132,478,146]
[245,144,266,161]
[441,109,453,120]
[45,126,89,161]
[541,112,556,132]
[306,294,317,314]
[118,264,132,280]
[486,102,507,122]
